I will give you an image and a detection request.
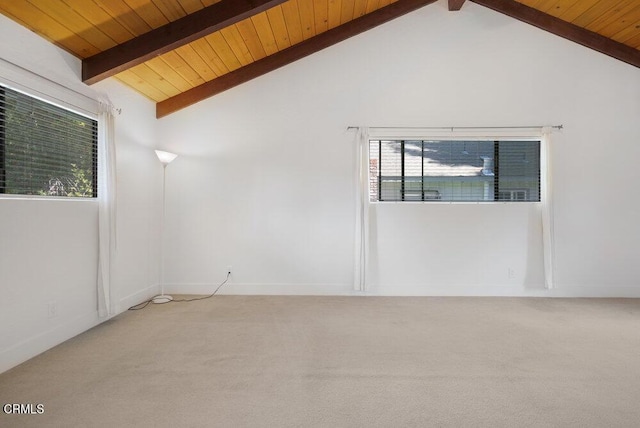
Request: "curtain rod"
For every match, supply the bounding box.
[347,125,563,131]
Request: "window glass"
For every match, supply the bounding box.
[0,85,98,198]
[369,139,540,202]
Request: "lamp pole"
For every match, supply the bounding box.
[153,150,177,304]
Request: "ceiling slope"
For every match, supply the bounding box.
[157,0,438,117]
[82,0,287,84]
[468,0,640,69]
[0,0,638,117]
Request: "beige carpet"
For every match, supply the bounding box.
[1,296,640,427]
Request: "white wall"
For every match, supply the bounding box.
[93,79,163,308]
[0,15,160,373]
[1,0,639,374]
[157,1,640,297]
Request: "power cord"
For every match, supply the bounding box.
[128,272,230,311]
[128,300,152,311]
[172,272,230,302]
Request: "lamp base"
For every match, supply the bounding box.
[152,294,173,304]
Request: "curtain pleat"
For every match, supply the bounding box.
[97,100,117,317]
[541,127,555,289]
[354,127,370,292]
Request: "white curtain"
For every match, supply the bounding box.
[97,100,117,317]
[540,127,555,289]
[353,125,557,290]
[354,127,370,292]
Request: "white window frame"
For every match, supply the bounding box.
[0,58,100,201]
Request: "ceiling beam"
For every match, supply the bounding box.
[448,0,467,11]
[157,0,438,118]
[82,0,287,85]
[471,0,640,69]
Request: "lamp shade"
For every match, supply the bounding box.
[155,150,178,165]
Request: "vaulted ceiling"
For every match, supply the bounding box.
[1,0,638,118]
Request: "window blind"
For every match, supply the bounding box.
[369,140,540,202]
[0,85,98,198]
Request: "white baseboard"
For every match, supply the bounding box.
[166,282,640,298]
[542,285,640,298]
[118,283,160,309]
[0,284,161,375]
[165,282,356,296]
[364,284,640,297]
[0,310,101,374]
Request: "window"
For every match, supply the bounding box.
[0,85,98,198]
[369,140,540,202]
[499,190,528,201]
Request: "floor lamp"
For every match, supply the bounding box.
[153,149,178,304]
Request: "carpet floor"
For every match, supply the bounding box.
[1,296,640,427]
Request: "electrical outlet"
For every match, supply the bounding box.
[47,301,58,319]
[508,268,516,279]
[227,266,232,275]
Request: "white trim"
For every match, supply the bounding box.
[0,310,101,374]
[164,282,355,296]
[0,57,99,118]
[161,282,640,298]
[357,284,640,298]
[119,283,160,310]
[0,194,99,202]
[0,282,159,374]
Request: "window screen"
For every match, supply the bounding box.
[369,140,540,202]
[0,85,98,198]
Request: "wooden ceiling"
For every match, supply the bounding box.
[0,0,638,117]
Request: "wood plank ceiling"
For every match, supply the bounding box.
[0,0,639,117]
